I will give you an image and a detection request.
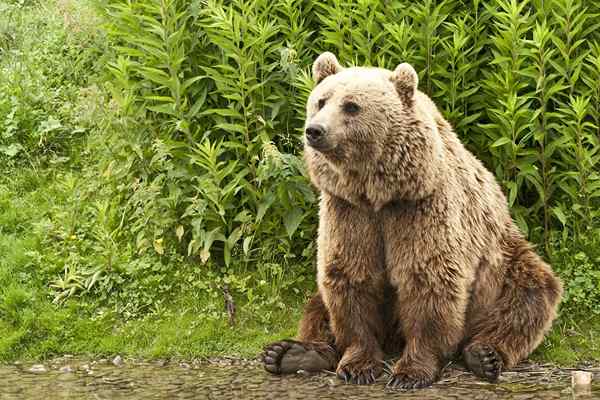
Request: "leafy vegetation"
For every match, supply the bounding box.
[1,0,599,362]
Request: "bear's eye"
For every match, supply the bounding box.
[343,101,361,114]
[317,98,326,110]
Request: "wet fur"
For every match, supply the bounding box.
[262,53,562,388]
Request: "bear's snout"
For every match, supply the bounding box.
[305,123,329,150]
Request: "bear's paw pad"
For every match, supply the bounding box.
[463,343,503,382]
[262,340,333,375]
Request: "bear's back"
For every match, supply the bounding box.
[429,99,513,257]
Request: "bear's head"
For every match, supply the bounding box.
[304,52,445,207]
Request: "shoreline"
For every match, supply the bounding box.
[6,354,600,371]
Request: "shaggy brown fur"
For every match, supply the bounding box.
[261,52,562,389]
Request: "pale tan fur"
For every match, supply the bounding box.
[262,52,562,388]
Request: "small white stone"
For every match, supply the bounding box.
[59,365,73,373]
[112,355,123,366]
[572,370,592,389]
[28,364,47,373]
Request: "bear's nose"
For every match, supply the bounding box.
[305,124,327,146]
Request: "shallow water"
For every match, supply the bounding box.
[2,358,600,399]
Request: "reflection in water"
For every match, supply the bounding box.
[1,359,598,399]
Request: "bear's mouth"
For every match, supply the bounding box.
[307,139,332,152]
[307,141,337,155]
[305,134,336,153]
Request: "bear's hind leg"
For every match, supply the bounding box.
[262,292,338,374]
[464,240,562,382]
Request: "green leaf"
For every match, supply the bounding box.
[490,137,512,148]
[215,123,246,134]
[146,103,177,116]
[552,207,567,227]
[283,208,304,238]
[256,191,275,223]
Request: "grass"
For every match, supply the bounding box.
[0,301,300,361]
[0,167,300,361]
[535,316,600,365]
[0,307,300,361]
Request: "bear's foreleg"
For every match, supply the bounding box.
[324,272,387,384]
[387,294,465,389]
[319,195,387,385]
[387,255,468,390]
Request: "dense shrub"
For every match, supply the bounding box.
[92,0,600,313]
[94,0,319,301]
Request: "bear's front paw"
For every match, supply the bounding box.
[336,353,383,385]
[387,366,436,390]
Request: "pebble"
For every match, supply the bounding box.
[112,355,123,367]
[572,370,592,390]
[180,362,191,369]
[59,366,74,373]
[28,364,47,373]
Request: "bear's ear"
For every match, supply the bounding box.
[313,52,342,84]
[390,63,418,106]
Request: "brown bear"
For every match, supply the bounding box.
[262,52,563,389]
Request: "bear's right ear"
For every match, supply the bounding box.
[313,52,342,84]
[390,63,418,106]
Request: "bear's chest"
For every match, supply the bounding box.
[378,198,468,289]
[379,203,438,265]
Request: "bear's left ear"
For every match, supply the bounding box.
[313,52,342,84]
[390,63,418,106]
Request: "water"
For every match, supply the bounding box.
[1,358,599,399]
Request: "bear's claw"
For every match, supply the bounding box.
[336,366,379,385]
[386,373,434,390]
[335,356,383,385]
[463,343,503,382]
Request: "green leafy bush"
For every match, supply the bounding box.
[93,0,600,313]
[93,0,318,295]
